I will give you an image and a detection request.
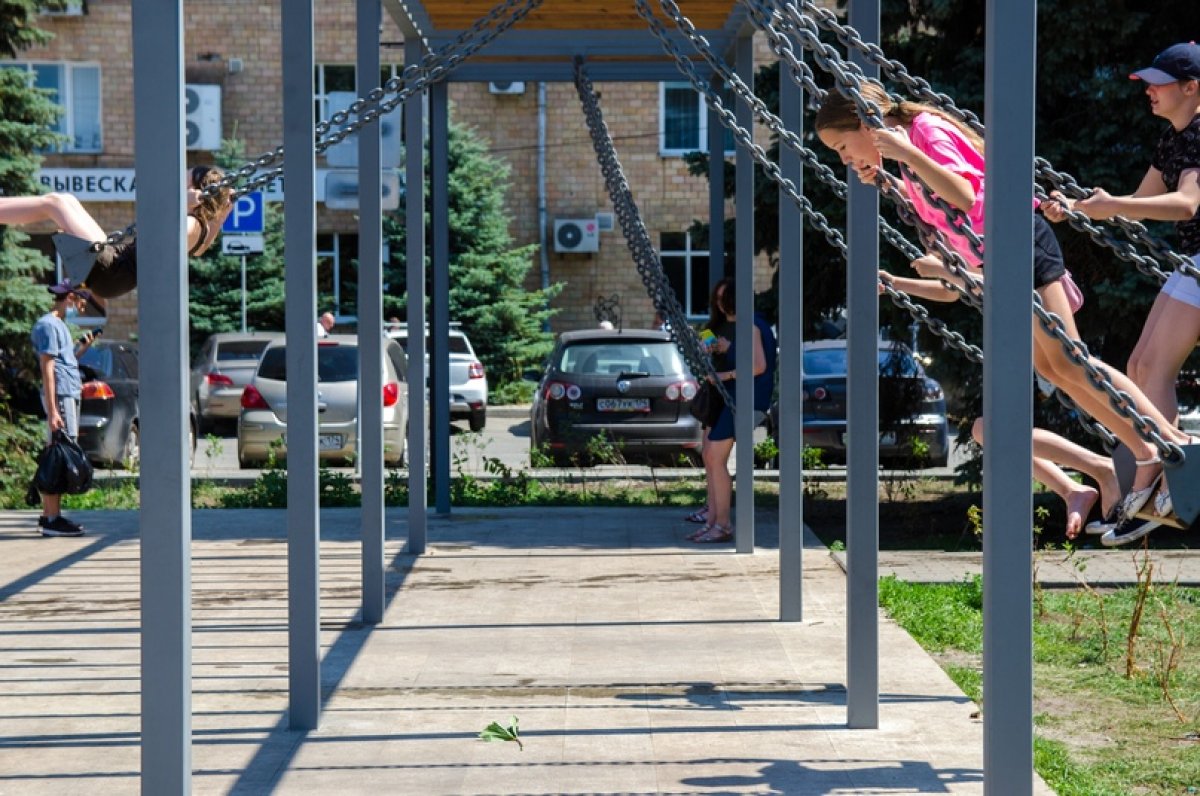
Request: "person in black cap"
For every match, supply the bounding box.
[31,279,98,537]
[0,166,233,301]
[1045,42,1200,545]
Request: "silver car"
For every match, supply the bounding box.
[386,324,489,431]
[237,335,409,468]
[190,332,283,432]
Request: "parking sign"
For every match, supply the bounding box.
[222,191,264,234]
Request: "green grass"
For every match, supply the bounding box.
[879,575,1200,795]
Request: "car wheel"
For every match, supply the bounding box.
[123,421,141,469]
[685,450,704,468]
[238,451,258,470]
[469,407,486,432]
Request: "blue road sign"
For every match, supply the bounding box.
[222,191,264,234]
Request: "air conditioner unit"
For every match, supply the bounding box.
[488,81,526,95]
[185,84,222,151]
[554,218,599,254]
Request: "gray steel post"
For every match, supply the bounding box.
[846,0,880,729]
[708,74,725,288]
[357,0,385,624]
[132,0,190,790]
[241,255,247,332]
[405,39,428,553]
[282,0,321,730]
[430,81,451,514]
[778,54,803,622]
[983,1,1036,791]
[733,34,755,553]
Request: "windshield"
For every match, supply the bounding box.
[393,334,471,355]
[79,346,113,379]
[557,341,685,376]
[257,345,361,382]
[216,339,272,362]
[803,346,921,377]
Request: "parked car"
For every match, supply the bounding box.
[767,339,950,467]
[236,335,408,468]
[190,331,282,432]
[528,328,703,465]
[77,340,198,467]
[386,323,488,431]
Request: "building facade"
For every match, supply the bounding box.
[8,0,782,340]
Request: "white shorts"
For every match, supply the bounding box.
[1161,257,1200,309]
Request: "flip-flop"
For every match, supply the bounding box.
[684,507,709,524]
[685,525,711,542]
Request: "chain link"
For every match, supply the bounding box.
[572,58,734,408]
[94,0,542,248]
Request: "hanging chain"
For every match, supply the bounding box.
[94,0,542,248]
[784,0,1197,281]
[572,58,734,408]
[778,10,1183,463]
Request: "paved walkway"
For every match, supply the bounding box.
[0,506,1076,795]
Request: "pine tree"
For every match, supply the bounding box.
[383,119,561,389]
[0,0,64,408]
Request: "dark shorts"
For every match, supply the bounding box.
[1033,213,1066,289]
[708,406,735,441]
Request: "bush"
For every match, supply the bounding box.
[0,407,46,508]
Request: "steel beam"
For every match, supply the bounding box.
[430,81,451,515]
[708,74,725,288]
[733,33,755,553]
[405,39,429,553]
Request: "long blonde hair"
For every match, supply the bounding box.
[814,81,984,154]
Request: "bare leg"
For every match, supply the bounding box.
[0,194,106,241]
[1127,292,1200,426]
[40,492,61,519]
[703,436,735,528]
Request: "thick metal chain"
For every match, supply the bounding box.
[784,0,1196,280]
[94,0,541,247]
[572,58,733,408]
[782,8,1183,463]
[638,0,987,369]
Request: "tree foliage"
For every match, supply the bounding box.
[0,1,63,410]
[382,118,561,387]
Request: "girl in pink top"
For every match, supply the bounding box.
[815,81,1188,538]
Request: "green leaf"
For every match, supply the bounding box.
[478,715,523,750]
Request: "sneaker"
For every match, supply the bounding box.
[40,515,84,537]
[1100,517,1161,547]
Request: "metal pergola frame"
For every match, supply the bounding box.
[132,0,1035,792]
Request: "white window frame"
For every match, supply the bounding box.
[660,230,710,320]
[315,63,413,126]
[658,81,735,158]
[4,61,102,153]
[317,232,360,320]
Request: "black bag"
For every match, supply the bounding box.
[33,430,94,496]
[689,381,725,427]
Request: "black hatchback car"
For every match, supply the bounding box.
[77,340,197,467]
[529,329,703,465]
[767,339,950,467]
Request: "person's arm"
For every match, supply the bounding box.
[186,195,235,256]
[40,353,62,432]
[872,126,977,212]
[1047,166,1200,223]
[884,274,961,303]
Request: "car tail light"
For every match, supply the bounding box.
[82,381,115,400]
[383,382,400,407]
[545,381,579,400]
[665,379,699,401]
[812,386,829,401]
[317,341,339,347]
[241,384,270,410]
[923,379,944,401]
[468,361,485,380]
[206,373,235,388]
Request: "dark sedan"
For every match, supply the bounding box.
[77,340,197,467]
[529,329,703,465]
[768,339,950,467]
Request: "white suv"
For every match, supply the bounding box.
[386,324,489,431]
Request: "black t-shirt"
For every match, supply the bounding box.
[1151,113,1200,255]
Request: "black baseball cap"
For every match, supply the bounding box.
[1130,42,1200,85]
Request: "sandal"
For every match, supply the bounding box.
[693,523,733,543]
[685,506,709,524]
[1117,456,1163,520]
[685,524,712,542]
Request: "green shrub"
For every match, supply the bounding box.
[0,407,46,508]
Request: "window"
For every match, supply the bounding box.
[660,231,711,319]
[317,233,359,320]
[315,63,409,125]
[2,62,101,152]
[658,81,735,157]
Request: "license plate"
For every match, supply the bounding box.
[841,432,898,445]
[319,434,343,450]
[597,397,650,413]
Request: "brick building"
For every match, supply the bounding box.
[7,0,781,340]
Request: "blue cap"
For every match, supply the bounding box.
[46,278,79,296]
[1130,42,1200,85]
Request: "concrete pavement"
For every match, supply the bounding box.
[0,506,1061,794]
